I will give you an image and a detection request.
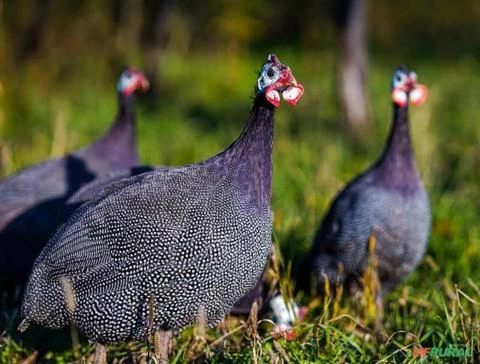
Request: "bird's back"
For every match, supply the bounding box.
[0,158,70,226]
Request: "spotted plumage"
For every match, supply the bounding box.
[0,68,148,283]
[309,66,430,294]
[19,55,303,347]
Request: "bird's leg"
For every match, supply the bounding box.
[93,343,107,364]
[154,330,172,363]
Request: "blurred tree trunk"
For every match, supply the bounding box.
[16,0,50,62]
[143,0,177,95]
[335,0,368,133]
[113,0,144,57]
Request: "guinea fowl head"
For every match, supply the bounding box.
[391,66,428,108]
[117,68,150,97]
[256,54,304,108]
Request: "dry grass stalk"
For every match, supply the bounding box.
[272,339,290,363]
[361,230,381,322]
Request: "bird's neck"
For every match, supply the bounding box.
[109,95,137,144]
[375,104,419,190]
[223,95,275,209]
[98,95,139,165]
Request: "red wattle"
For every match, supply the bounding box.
[392,89,408,108]
[410,84,428,106]
[266,88,281,107]
[282,84,304,106]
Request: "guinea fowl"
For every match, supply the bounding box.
[309,67,430,296]
[0,68,149,284]
[19,54,304,363]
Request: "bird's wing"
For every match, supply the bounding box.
[41,166,230,283]
[313,175,377,259]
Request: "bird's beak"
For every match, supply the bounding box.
[280,68,298,87]
[406,78,416,91]
[406,73,428,106]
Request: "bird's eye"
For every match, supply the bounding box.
[394,72,408,85]
[267,67,275,78]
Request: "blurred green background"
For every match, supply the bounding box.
[0,0,479,362]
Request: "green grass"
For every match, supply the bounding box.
[0,50,479,362]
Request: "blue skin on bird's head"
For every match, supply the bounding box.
[257,55,284,93]
[391,67,412,91]
[391,67,428,108]
[117,68,150,97]
[256,54,304,108]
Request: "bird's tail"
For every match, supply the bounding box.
[19,264,70,332]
